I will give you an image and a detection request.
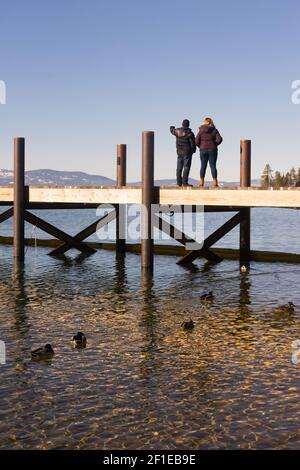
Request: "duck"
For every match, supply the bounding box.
[72,332,87,348]
[200,291,214,301]
[181,319,194,331]
[31,344,54,359]
[274,302,295,313]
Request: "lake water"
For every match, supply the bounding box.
[1,206,300,252]
[1,207,300,449]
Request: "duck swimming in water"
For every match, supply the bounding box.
[31,344,54,359]
[72,332,87,348]
[181,319,194,331]
[274,302,295,313]
[200,291,214,301]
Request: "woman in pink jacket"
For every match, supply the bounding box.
[195,118,223,187]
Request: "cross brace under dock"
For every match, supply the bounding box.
[1,135,300,269]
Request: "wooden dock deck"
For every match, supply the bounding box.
[1,186,300,208]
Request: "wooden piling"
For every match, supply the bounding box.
[116,144,127,186]
[116,144,127,253]
[239,140,251,266]
[13,138,25,262]
[141,131,154,270]
[240,140,251,187]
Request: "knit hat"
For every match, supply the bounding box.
[182,119,190,128]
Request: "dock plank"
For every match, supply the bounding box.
[1,186,300,208]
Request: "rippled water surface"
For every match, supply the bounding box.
[1,241,300,450]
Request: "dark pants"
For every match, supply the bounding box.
[176,155,192,185]
[200,149,218,179]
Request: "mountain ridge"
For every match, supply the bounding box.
[0,169,260,187]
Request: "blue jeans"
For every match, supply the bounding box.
[200,149,218,179]
[176,155,192,185]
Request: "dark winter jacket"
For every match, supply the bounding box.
[195,125,223,151]
[170,126,196,157]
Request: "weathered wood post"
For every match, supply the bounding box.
[116,144,127,253]
[141,131,154,270]
[239,140,251,267]
[13,137,25,262]
[116,144,127,187]
[240,140,251,187]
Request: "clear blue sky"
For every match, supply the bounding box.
[0,0,299,181]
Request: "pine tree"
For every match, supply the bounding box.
[261,165,300,187]
[290,167,296,185]
[273,171,282,188]
[261,164,273,188]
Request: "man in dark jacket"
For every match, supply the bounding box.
[170,119,196,186]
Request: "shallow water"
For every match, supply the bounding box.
[1,244,300,450]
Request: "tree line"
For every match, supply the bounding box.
[261,164,300,188]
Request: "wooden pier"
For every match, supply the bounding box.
[2,184,300,208]
[1,134,300,269]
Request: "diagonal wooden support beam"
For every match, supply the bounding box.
[153,214,223,263]
[49,209,116,256]
[24,210,96,255]
[0,207,13,224]
[177,211,241,265]
[153,213,200,246]
[200,249,223,263]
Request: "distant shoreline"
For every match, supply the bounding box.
[0,168,260,187]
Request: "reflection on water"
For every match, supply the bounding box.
[1,245,300,449]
